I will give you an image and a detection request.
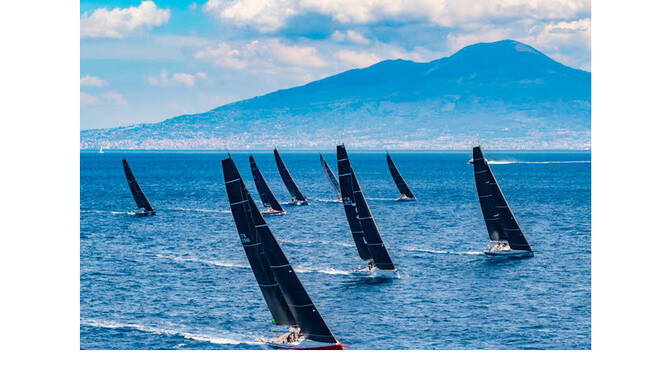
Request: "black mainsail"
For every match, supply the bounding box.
[249,156,285,214]
[273,149,307,204]
[223,157,338,344]
[337,145,396,270]
[472,146,532,252]
[386,153,415,199]
[122,159,154,213]
[320,154,341,200]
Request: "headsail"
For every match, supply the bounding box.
[337,145,396,270]
[472,146,532,252]
[386,153,415,199]
[249,156,285,213]
[320,154,341,199]
[223,157,338,343]
[122,159,154,213]
[223,158,296,326]
[273,149,307,203]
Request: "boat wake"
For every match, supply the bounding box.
[294,266,354,276]
[156,254,250,269]
[80,209,137,215]
[405,248,483,256]
[80,318,261,346]
[487,160,590,165]
[314,198,342,203]
[167,207,231,214]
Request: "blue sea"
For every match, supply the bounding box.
[80,150,591,349]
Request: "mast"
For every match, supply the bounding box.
[273,149,307,203]
[320,154,341,199]
[223,157,338,343]
[249,156,285,213]
[122,159,154,213]
[337,145,396,270]
[223,158,296,326]
[386,153,415,199]
[472,146,532,252]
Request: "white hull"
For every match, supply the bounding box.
[354,267,399,278]
[267,339,344,350]
[484,249,533,257]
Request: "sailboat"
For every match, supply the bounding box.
[386,153,415,200]
[337,144,397,273]
[471,146,533,257]
[99,147,104,154]
[222,156,344,350]
[249,156,286,215]
[273,149,308,205]
[320,154,341,201]
[122,159,155,216]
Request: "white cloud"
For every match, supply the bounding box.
[203,0,298,32]
[81,1,170,39]
[195,39,326,70]
[204,0,589,31]
[335,49,381,68]
[103,91,127,105]
[80,91,126,105]
[148,70,208,87]
[80,75,107,87]
[80,92,99,105]
[331,30,370,44]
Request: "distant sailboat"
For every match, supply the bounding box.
[386,153,415,200]
[99,147,104,154]
[472,146,533,257]
[122,159,155,216]
[273,149,308,205]
[337,144,397,273]
[249,156,286,215]
[320,154,341,201]
[222,156,344,350]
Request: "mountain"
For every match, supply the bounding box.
[80,40,591,150]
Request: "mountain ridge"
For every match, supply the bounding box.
[81,40,591,150]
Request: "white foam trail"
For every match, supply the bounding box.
[314,198,342,203]
[80,318,261,346]
[80,210,134,215]
[294,267,353,276]
[156,254,250,269]
[487,160,590,165]
[405,248,482,255]
[168,207,231,214]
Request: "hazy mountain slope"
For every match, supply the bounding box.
[81,40,591,150]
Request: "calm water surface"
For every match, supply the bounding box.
[80,151,590,349]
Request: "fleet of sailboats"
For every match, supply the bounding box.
[112,144,536,348]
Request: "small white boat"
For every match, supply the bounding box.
[99,147,104,154]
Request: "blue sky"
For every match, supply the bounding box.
[80,1,591,130]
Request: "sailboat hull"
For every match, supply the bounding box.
[484,249,533,257]
[395,195,415,201]
[267,341,345,350]
[133,210,156,217]
[262,208,286,216]
[285,200,309,206]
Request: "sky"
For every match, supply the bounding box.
[80,0,591,130]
